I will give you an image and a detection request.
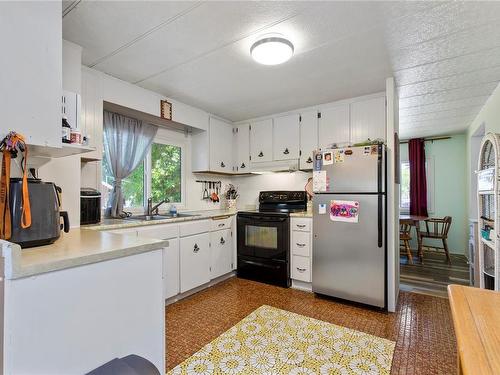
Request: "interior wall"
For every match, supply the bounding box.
[233,172,311,210]
[466,83,500,234]
[400,135,467,255]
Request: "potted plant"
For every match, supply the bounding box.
[224,184,239,210]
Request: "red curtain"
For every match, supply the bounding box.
[409,138,428,216]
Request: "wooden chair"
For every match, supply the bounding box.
[419,216,453,264]
[400,223,413,264]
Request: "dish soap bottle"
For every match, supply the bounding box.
[169,204,178,217]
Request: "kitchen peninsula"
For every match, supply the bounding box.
[0,229,168,374]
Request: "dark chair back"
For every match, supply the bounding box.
[424,216,452,238]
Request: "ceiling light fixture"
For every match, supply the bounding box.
[250,35,294,65]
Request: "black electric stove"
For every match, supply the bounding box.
[237,191,307,287]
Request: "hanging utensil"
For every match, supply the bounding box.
[203,181,209,200]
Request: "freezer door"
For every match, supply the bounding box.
[320,145,385,193]
[312,193,385,308]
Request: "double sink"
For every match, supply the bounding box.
[124,213,200,221]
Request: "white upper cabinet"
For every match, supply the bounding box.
[299,110,318,169]
[318,104,350,149]
[234,123,250,173]
[350,96,386,144]
[209,117,233,173]
[250,119,273,163]
[273,114,300,161]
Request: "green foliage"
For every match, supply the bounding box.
[102,141,181,208]
[151,143,181,203]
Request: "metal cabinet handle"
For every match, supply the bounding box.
[193,244,200,253]
[296,243,306,247]
[296,267,306,272]
[296,224,306,228]
[283,148,289,155]
[220,237,225,245]
[240,163,246,168]
[218,223,225,227]
[221,161,225,168]
[258,151,264,157]
[306,157,313,163]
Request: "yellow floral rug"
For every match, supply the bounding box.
[168,305,395,374]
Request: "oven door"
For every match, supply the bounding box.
[237,213,289,261]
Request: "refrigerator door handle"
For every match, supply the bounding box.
[377,194,383,248]
[377,144,382,193]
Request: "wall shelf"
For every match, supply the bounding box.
[477,133,500,291]
[29,143,96,158]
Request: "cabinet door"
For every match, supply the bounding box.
[250,119,273,162]
[273,114,300,160]
[299,110,318,169]
[210,229,232,279]
[209,117,233,173]
[180,233,210,293]
[234,124,250,173]
[350,96,386,144]
[318,104,349,148]
[163,238,179,299]
[80,68,103,159]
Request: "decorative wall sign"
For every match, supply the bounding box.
[330,200,359,223]
[160,100,172,120]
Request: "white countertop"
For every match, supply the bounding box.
[290,210,313,218]
[1,229,169,280]
[84,209,237,231]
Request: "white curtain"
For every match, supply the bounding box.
[103,111,158,218]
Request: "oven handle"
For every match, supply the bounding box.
[238,215,288,222]
[240,259,282,269]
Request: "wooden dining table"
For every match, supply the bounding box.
[399,214,429,260]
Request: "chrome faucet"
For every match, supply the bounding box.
[146,198,169,216]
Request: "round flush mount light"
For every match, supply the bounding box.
[250,35,294,65]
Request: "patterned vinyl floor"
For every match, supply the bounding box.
[166,277,456,374]
[168,305,395,374]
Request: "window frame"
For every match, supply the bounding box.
[399,156,435,214]
[101,133,186,213]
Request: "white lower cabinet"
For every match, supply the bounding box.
[290,217,313,287]
[180,232,210,293]
[291,255,311,282]
[210,229,232,279]
[163,239,179,299]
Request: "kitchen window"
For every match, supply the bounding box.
[399,158,434,213]
[102,136,184,210]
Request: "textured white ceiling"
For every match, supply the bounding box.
[62,1,500,138]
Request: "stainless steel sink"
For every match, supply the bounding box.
[124,213,200,221]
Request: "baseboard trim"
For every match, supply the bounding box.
[166,272,236,305]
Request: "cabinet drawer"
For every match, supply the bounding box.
[291,255,311,282]
[179,220,210,237]
[291,218,311,232]
[292,231,310,256]
[137,223,178,240]
[210,216,233,231]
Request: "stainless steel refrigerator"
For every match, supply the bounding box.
[312,144,386,308]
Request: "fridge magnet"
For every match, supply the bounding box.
[330,200,359,223]
[334,149,344,163]
[370,145,378,155]
[314,152,323,171]
[313,170,327,192]
[344,149,353,156]
[323,151,333,165]
[318,203,327,215]
[363,146,371,155]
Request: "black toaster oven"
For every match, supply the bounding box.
[80,188,101,225]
